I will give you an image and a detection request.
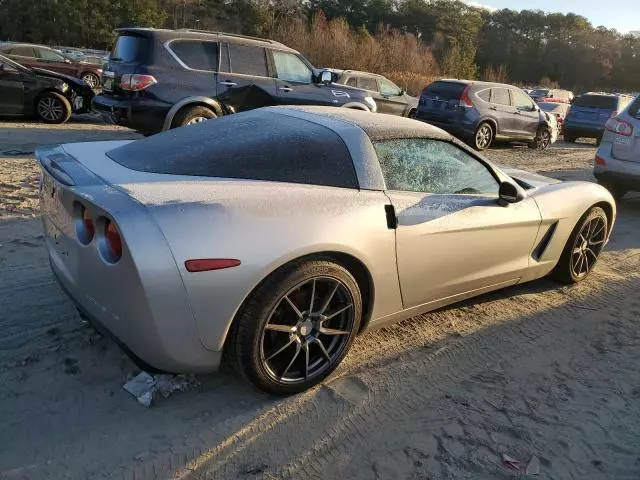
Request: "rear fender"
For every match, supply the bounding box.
[162,96,224,131]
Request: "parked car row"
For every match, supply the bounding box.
[0,43,103,88]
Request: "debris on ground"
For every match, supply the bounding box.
[526,455,540,475]
[122,372,200,407]
[502,453,522,471]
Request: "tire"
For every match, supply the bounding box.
[552,206,608,284]
[229,259,363,395]
[472,122,494,150]
[171,105,217,128]
[407,108,417,119]
[35,92,72,124]
[595,136,602,147]
[528,126,552,150]
[598,179,627,201]
[81,72,100,89]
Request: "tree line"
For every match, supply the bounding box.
[1,0,638,93]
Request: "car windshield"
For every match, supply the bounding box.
[529,89,549,97]
[573,95,617,109]
[423,81,467,100]
[111,34,148,62]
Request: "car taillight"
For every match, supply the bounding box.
[459,84,473,107]
[83,207,95,239]
[120,74,157,91]
[605,117,633,136]
[595,155,606,166]
[105,220,122,261]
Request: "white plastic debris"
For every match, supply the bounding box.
[526,455,540,475]
[122,372,200,407]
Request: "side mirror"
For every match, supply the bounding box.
[498,181,524,205]
[319,69,332,84]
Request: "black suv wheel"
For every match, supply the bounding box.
[172,106,217,128]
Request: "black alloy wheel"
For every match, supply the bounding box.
[260,276,355,384]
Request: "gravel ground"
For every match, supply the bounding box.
[1,119,640,480]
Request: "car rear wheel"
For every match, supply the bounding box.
[172,105,217,128]
[81,72,100,89]
[598,180,627,201]
[552,206,608,284]
[35,92,72,124]
[473,122,494,150]
[229,259,362,395]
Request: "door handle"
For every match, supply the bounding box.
[488,106,497,111]
[219,80,237,87]
[280,87,293,92]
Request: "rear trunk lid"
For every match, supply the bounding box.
[610,98,640,162]
[418,81,468,124]
[101,31,151,95]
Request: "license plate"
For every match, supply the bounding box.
[74,97,83,109]
[614,136,632,146]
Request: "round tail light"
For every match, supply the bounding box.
[105,220,122,261]
[83,207,95,239]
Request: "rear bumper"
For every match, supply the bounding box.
[594,144,640,190]
[563,123,604,138]
[92,94,170,135]
[414,111,474,139]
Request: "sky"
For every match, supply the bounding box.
[463,0,640,34]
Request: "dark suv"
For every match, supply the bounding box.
[416,80,552,150]
[92,29,378,135]
[331,69,418,117]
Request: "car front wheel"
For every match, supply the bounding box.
[35,92,72,124]
[229,259,362,395]
[81,72,100,89]
[528,127,552,150]
[552,206,608,283]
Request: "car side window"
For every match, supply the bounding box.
[358,76,378,92]
[476,89,490,102]
[511,89,535,111]
[169,40,218,71]
[379,77,402,96]
[38,49,66,62]
[343,76,357,87]
[272,50,312,83]
[373,138,499,195]
[491,88,511,106]
[10,46,36,57]
[228,44,267,77]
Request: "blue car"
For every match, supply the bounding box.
[563,93,634,144]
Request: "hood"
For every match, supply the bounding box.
[31,67,85,87]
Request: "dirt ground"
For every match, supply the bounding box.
[1,118,640,480]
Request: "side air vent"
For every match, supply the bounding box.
[532,222,558,260]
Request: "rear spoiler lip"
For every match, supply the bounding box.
[36,145,106,187]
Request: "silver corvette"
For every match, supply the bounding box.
[38,106,616,394]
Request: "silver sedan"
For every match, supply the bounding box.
[37,106,616,394]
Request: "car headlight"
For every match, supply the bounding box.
[60,83,69,92]
[364,96,377,113]
[97,68,103,74]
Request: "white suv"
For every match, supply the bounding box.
[593,95,640,200]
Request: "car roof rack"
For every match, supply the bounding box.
[175,29,276,44]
